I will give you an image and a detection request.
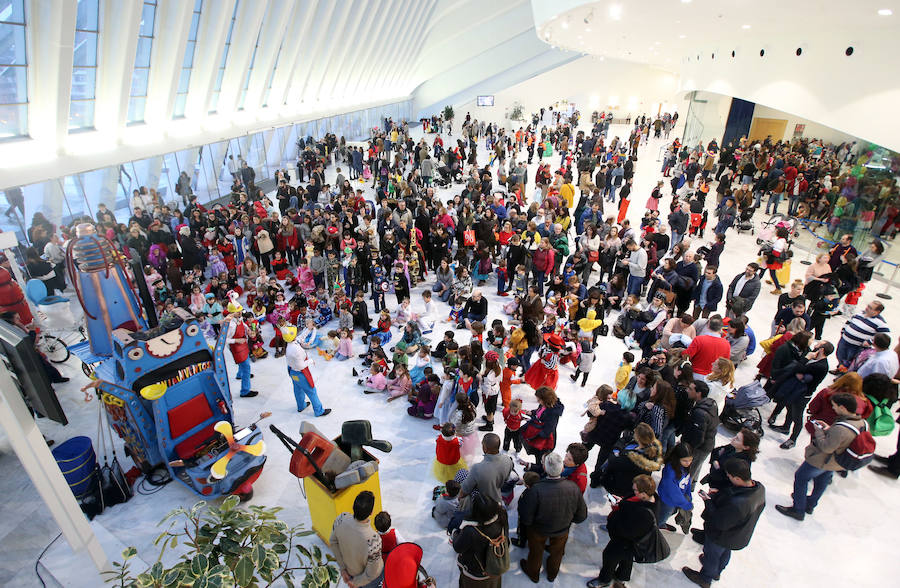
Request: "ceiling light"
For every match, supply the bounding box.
[679,34,686,38]
[878,8,893,15]
[742,24,751,29]
[681,0,692,3]
[562,20,569,29]
[586,27,592,32]
[655,41,661,44]
[609,4,623,20]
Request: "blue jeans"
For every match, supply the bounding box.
[835,339,861,368]
[657,502,677,528]
[788,196,801,216]
[532,269,546,296]
[626,275,644,296]
[670,232,682,251]
[608,184,619,202]
[700,539,731,583]
[753,191,763,208]
[236,358,252,396]
[792,460,834,514]
[766,193,781,215]
[289,367,325,415]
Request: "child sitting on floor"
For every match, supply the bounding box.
[360,362,389,393]
[432,478,461,529]
[318,330,339,360]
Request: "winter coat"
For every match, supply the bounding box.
[453,512,508,581]
[704,446,754,491]
[683,397,719,455]
[701,481,766,550]
[607,496,658,548]
[532,247,555,273]
[804,414,865,471]
[517,477,588,536]
[600,441,664,497]
[692,277,724,311]
[657,465,693,510]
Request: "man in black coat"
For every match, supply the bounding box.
[518,452,588,583]
[770,341,833,448]
[726,263,762,313]
[668,203,689,251]
[682,380,718,488]
[587,474,660,587]
[683,459,765,588]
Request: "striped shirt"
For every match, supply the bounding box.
[841,313,889,346]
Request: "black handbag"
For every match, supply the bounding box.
[632,525,671,564]
[599,324,609,337]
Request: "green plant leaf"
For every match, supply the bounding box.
[250,543,266,566]
[191,554,210,577]
[192,575,209,588]
[162,569,184,586]
[218,537,241,555]
[233,556,254,587]
[314,566,328,584]
[271,543,287,554]
[295,530,314,537]
[311,545,322,563]
[136,572,155,587]
[169,536,178,549]
[296,544,311,560]
[283,576,295,588]
[122,547,138,560]
[327,566,339,582]
[149,561,164,580]
[221,495,241,512]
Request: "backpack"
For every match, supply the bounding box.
[832,421,876,471]
[473,526,510,576]
[866,395,896,437]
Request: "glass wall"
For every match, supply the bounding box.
[0,0,28,138]
[0,99,411,240]
[69,0,100,130]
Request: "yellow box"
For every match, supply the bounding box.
[303,447,382,544]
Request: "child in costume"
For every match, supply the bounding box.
[614,351,634,393]
[434,367,459,427]
[201,293,224,335]
[386,364,413,402]
[313,295,333,328]
[447,298,464,325]
[523,333,565,391]
[271,251,289,281]
[246,313,269,360]
[189,285,205,314]
[485,320,508,369]
[298,317,321,349]
[318,330,339,360]
[351,290,371,332]
[499,357,521,409]
[296,259,316,295]
[366,309,393,347]
[568,339,594,387]
[502,398,525,453]
[408,373,440,417]
[394,297,412,327]
[410,346,433,385]
[432,422,467,481]
[451,392,480,465]
[334,327,353,361]
[478,351,503,432]
[338,301,353,332]
[413,290,436,335]
[206,247,227,279]
[392,260,411,305]
[431,330,454,360]
[373,512,403,559]
[360,362,389,393]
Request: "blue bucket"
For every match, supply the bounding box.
[52,436,97,499]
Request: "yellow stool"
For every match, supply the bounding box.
[303,447,382,544]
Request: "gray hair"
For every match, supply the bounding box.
[542,452,564,477]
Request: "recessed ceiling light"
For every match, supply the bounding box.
[878,8,893,15]
[562,20,569,29]
[679,34,686,38]
[586,27,592,32]
[681,0,692,3]
[609,4,623,20]
[655,41,661,44]
[742,24,751,29]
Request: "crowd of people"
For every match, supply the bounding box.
[10,104,900,588]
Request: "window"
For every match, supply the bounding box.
[209,0,238,113]
[261,37,284,107]
[127,0,157,124]
[173,0,201,118]
[69,0,99,130]
[237,27,261,111]
[0,0,28,138]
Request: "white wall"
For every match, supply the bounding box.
[447,55,680,128]
[680,34,900,152]
[750,104,859,146]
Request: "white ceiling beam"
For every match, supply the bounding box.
[286,0,337,106]
[348,0,411,97]
[332,0,395,99]
[359,0,422,96]
[145,0,194,126]
[184,0,236,120]
[319,1,368,100]
[387,0,438,92]
[216,0,268,114]
[270,0,316,109]
[299,0,354,103]
[243,0,293,110]
[95,0,142,136]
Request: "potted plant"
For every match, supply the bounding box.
[103,496,338,588]
[442,105,454,122]
[508,103,524,122]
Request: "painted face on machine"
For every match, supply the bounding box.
[145,327,184,358]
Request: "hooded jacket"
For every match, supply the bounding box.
[683,397,719,454]
[600,440,664,497]
[701,481,766,550]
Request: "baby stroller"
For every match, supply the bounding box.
[736,206,756,234]
[434,165,452,188]
[756,214,799,245]
[720,380,770,437]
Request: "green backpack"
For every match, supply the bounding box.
[866,395,896,437]
[474,526,510,576]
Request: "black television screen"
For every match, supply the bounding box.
[0,321,67,425]
[476,95,494,107]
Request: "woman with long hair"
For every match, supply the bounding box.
[520,386,564,462]
[706,358,735,416]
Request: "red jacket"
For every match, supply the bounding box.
[532,247,555,273]
[566,463,588,493]
[502,407,524,431]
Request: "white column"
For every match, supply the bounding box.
[0,363,109,573]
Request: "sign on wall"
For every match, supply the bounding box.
[793,124,806,138]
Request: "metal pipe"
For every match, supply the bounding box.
[89,272,114,337]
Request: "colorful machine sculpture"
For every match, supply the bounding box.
[66,223,266,498]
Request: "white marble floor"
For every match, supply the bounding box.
[3,116,900,587]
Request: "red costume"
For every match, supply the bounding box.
[228,321,249,363]
[435,435,462,466]
[523,334,564,391]
[0,267,33,325]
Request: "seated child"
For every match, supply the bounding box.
[365,310,393,347]
[410,346,433,385]
[334,327,353,361]
[431,330,455,359]
[360,362,389,393]
[408,373,440,417]
[298,317,321,349]
[432,478,461,529]
[394,297,412,327]
[318,330,339,360]
[387,364,413,402]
